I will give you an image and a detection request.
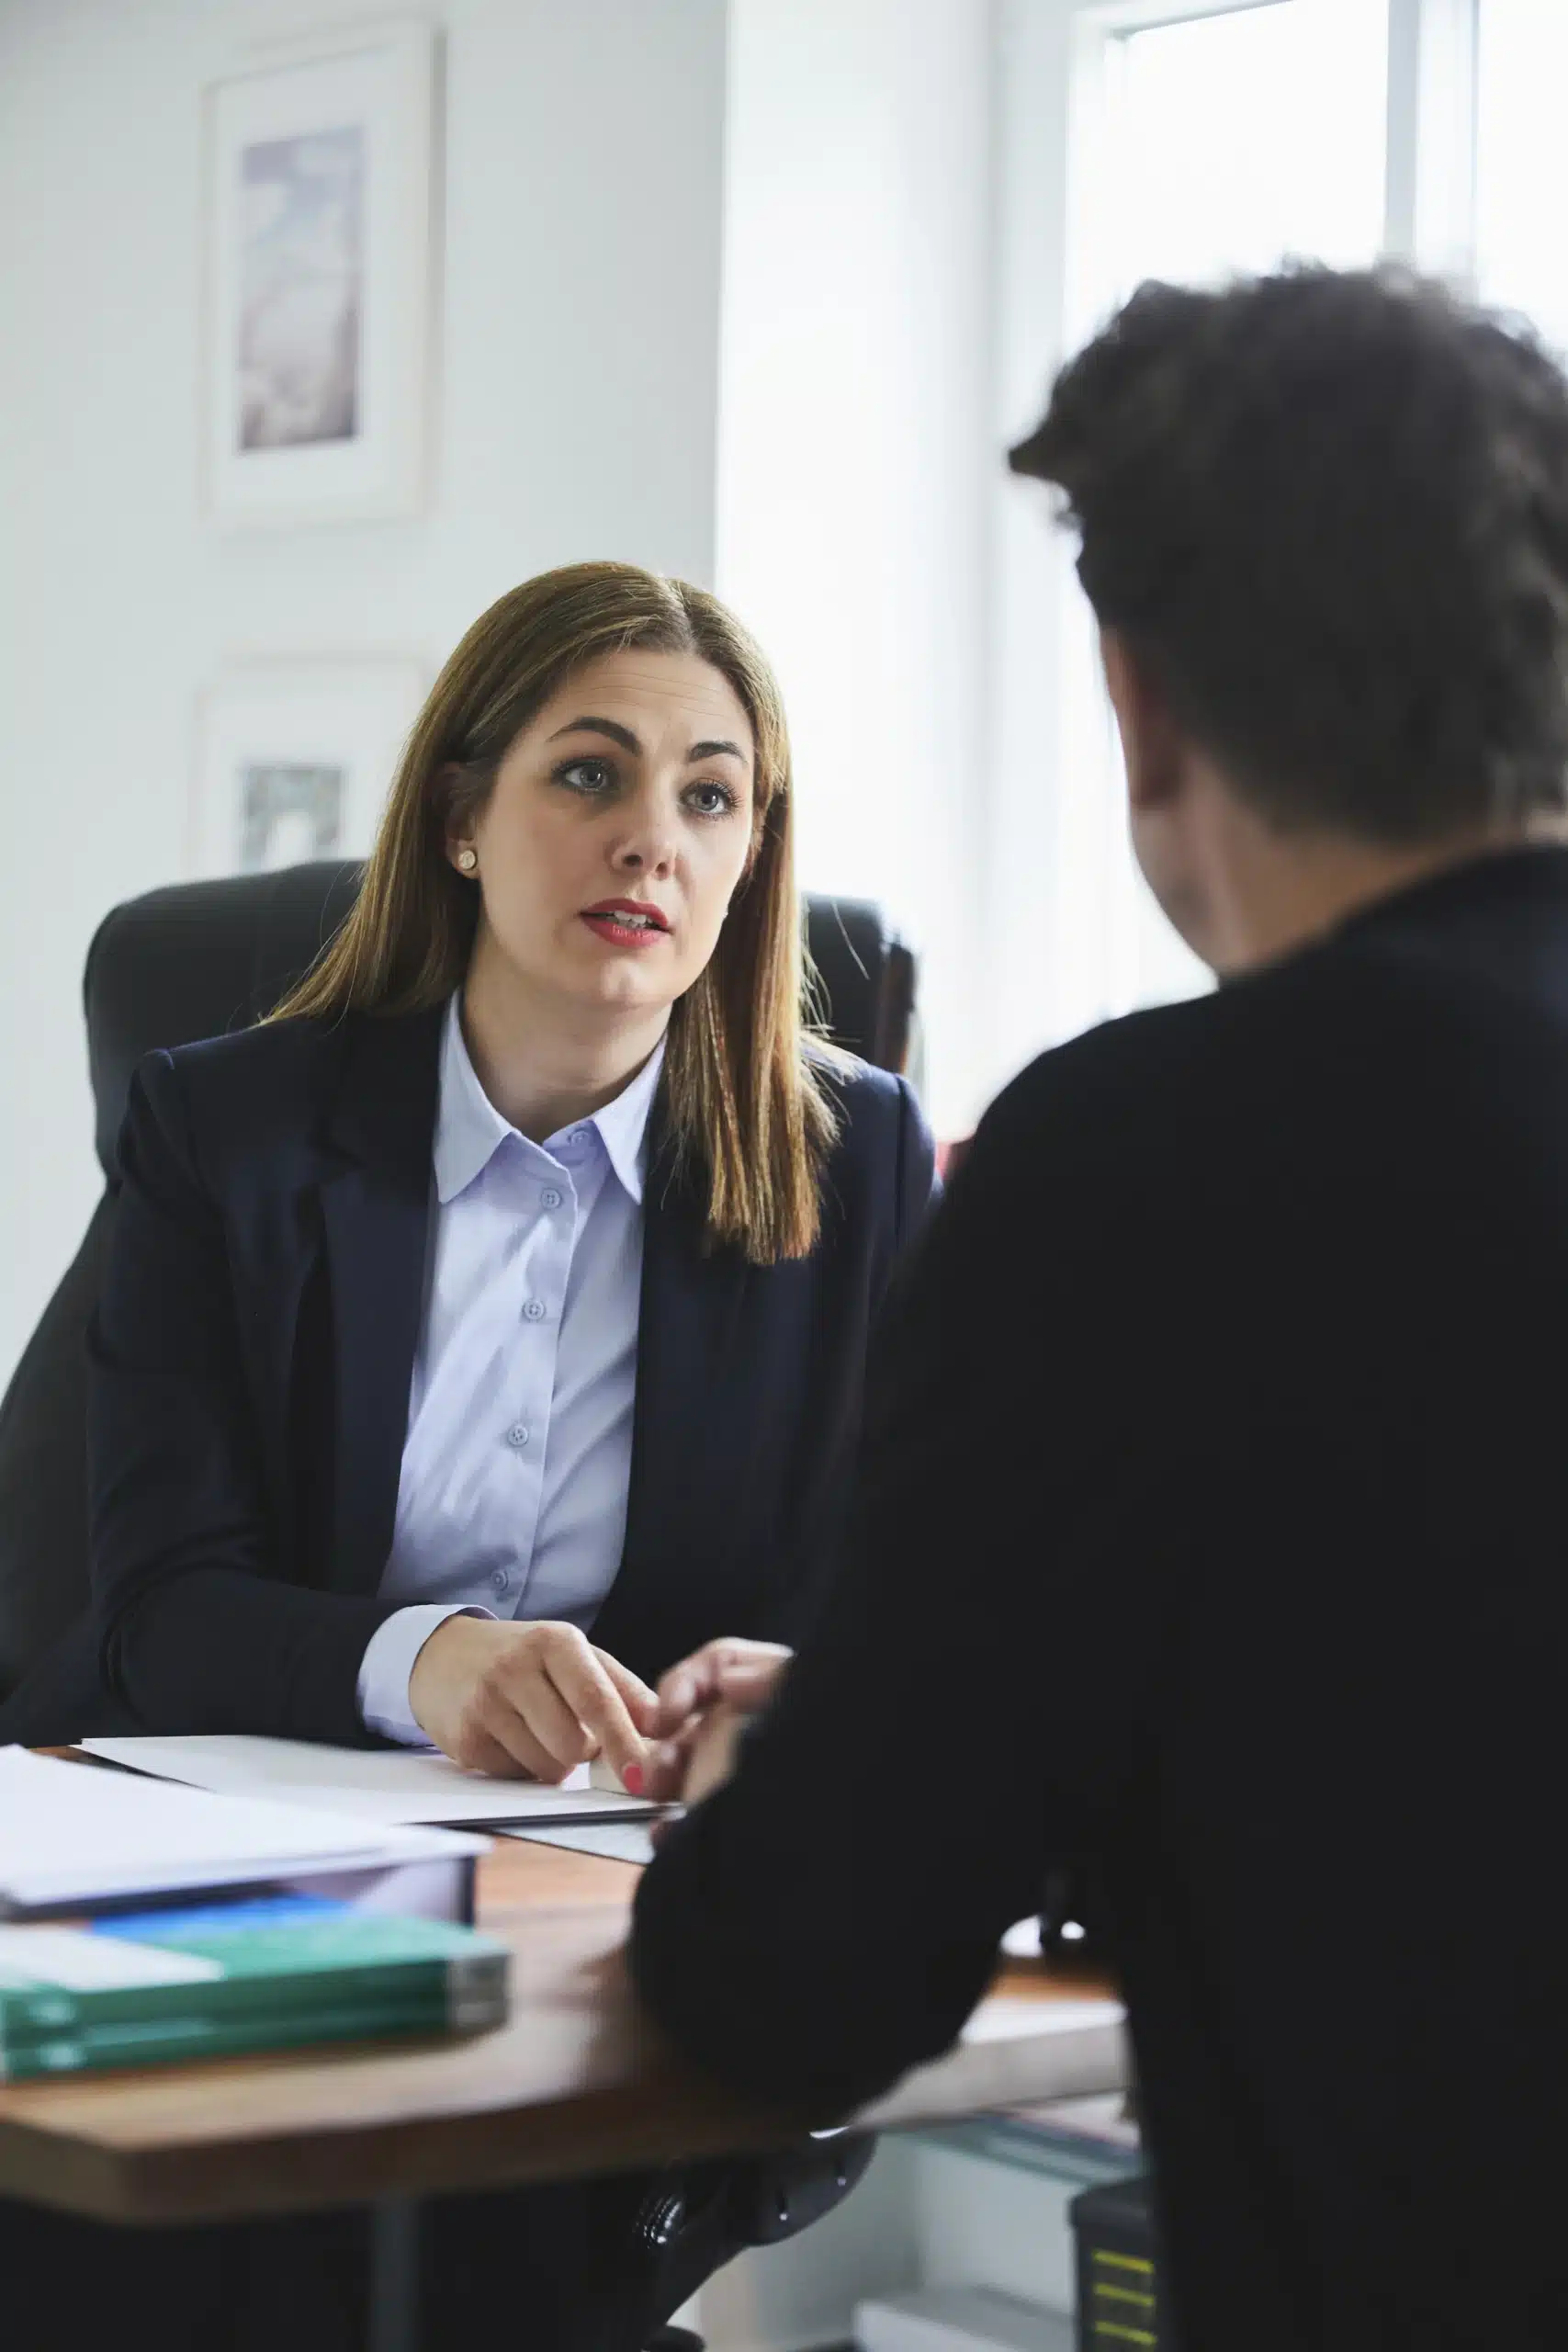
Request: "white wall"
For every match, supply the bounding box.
[0,0,728,1381]
[716,0,997,1140]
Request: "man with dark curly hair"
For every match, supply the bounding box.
[633,267,1568,2349]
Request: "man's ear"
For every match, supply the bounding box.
[1100,627,1184,813]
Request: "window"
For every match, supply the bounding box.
[1475,0,1568,357]
[1086,1,1388,302]
[991,0,1568,1103]
[1048,0,1390,1044]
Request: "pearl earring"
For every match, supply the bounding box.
[457,849,478,874]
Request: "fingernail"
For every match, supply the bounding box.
[622,1761,645,1796]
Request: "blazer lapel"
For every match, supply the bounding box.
[589,1120,753,1670]
[317,1008,443,1597]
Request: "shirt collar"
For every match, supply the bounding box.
[433,994,666,1207]
[583,1031,666,1206]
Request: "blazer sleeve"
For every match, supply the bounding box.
[629,1061,1179,2110]
[892,1073,941,1245]
[90,1054,400,1741]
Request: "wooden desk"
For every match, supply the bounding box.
[0,1837,1126,2227]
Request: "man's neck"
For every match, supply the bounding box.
[1202,808,1568,978]
[460,942,668,1145]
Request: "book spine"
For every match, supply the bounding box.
[0,1951,506,2039]
[0,1985,507,2082]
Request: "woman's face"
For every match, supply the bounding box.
[451,648,758,1023]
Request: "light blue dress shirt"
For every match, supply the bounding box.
[356,995,666,1744]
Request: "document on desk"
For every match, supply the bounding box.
[78,1735,663,1827]
[0,1747,483,1914]
[499,1821,661,1866]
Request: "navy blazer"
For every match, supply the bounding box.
[84,1008,934,1746]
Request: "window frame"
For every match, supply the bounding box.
[979,0,1483,1101]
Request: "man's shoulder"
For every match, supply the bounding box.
[984,989,1233,1141]
[989,933,1444,1139]
[966,946,1418,1230]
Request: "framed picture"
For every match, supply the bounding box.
[193,659,427,877]
[202,20,435,526]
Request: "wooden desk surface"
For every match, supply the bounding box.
[0,1836,1126,2226]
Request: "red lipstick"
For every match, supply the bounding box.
[580,899,671,949]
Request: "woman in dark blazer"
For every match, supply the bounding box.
[7,564,934,2352]
[90,560,933,1777]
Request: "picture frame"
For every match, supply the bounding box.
[193,659,428,878]
[202,20,435,526]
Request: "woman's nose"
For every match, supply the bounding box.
[612,809,677,875]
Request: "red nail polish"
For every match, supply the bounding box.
[623,1762,645,1796]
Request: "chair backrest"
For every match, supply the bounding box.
[0,863,916,1697]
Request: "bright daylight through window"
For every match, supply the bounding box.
[1052,0,1389,1038]
[1475,0,1568,360]
[1048,0,1392,1039]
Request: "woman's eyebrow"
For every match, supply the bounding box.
[688,738,749,765]
[547,716,641,752]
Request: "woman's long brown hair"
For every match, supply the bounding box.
[271,561,841,1262]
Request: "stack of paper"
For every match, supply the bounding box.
[0,1747,485,1918]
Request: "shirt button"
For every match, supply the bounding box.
[523,1298,547,1323]
[540,1187,563,1210]
[491,1569,510,1593]
[569,1126,589,1146]
[506,1424,530,1449]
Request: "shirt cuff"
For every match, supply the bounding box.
[356,1603,496,1746]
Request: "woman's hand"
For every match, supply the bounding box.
[643,1636,793,1806]
[407,1615,658,1784]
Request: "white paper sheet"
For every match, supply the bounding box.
[499,1821,660,1866]
[0,1747,480,1910]
[79,1735,660,1827]
[0,1924,222,1990]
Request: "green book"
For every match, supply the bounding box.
[0,1895,510,2079]
[0,1991,484,2082]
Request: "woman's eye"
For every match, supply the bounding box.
[556,758,615,795]
[686,781,738,818]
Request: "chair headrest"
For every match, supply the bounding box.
[85,863,363,1180]
[83,864,911,1182]
[802,894,914,1070]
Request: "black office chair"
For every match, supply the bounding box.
[0,858,908,2352]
